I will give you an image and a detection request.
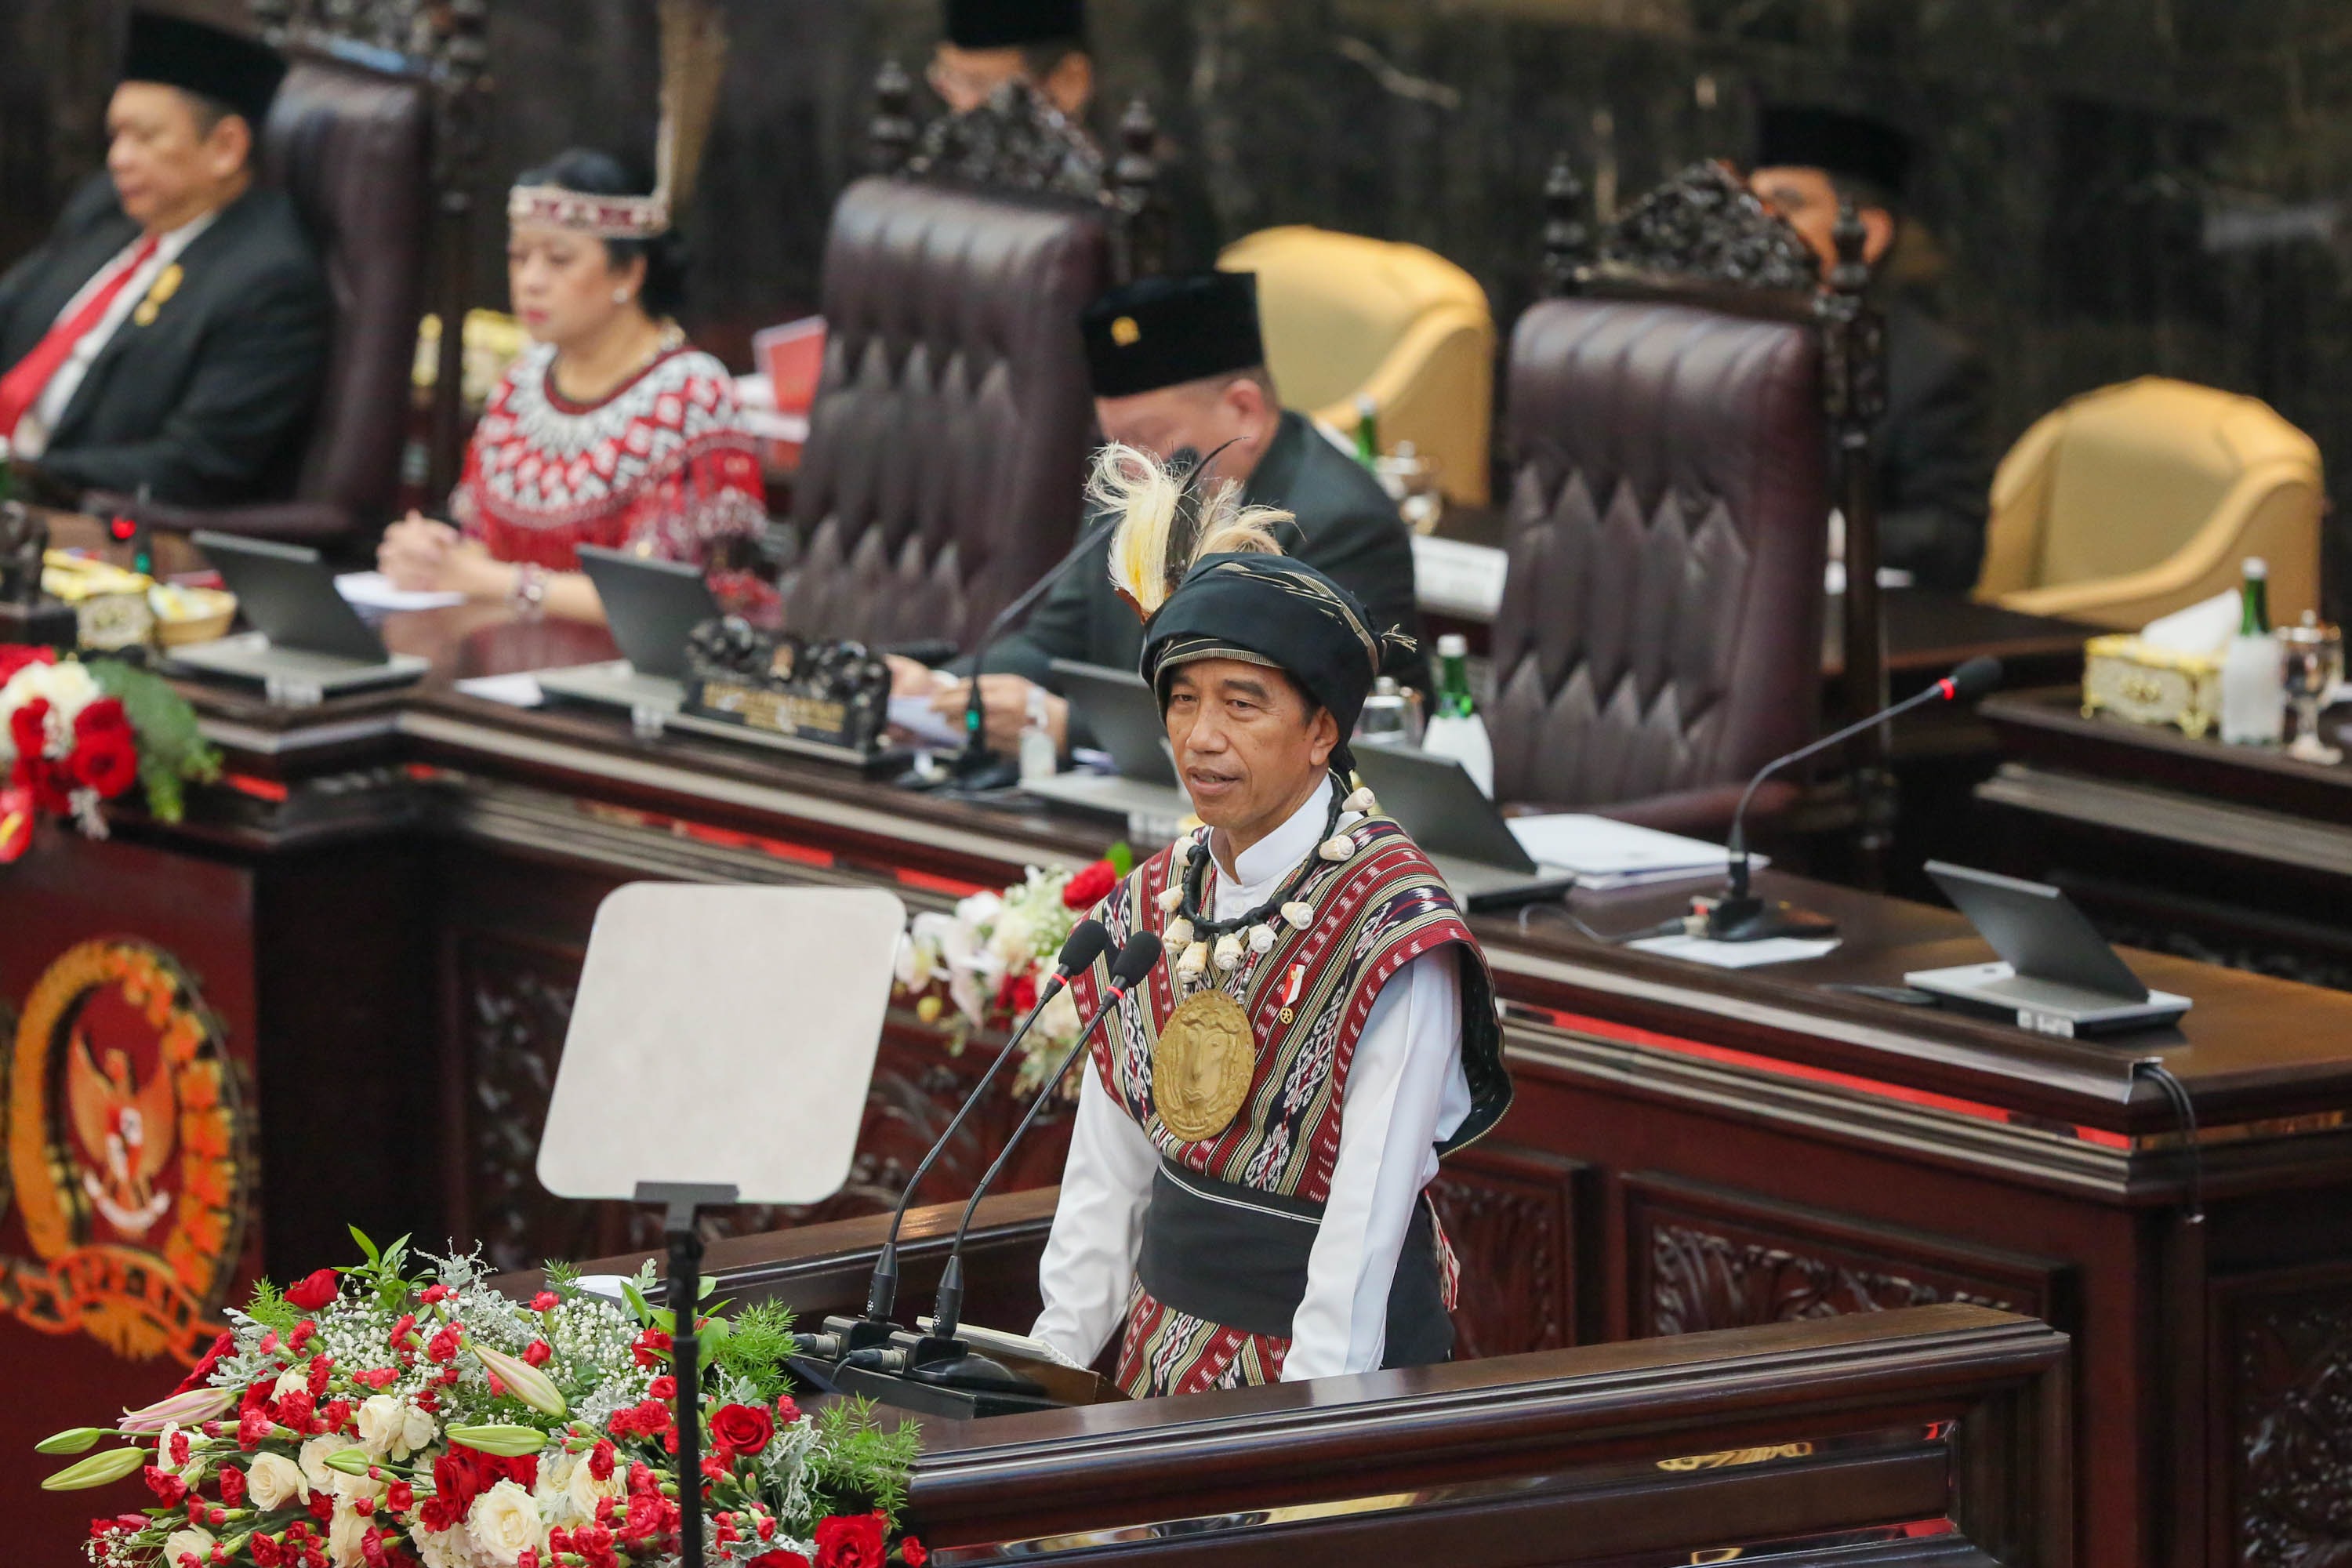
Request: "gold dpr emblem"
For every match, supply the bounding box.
[1110,314,1142,347]
[1152,989,1253,1143]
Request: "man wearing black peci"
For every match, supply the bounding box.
[891,270,1422,759]
[1749,106,1995,593]
[925,0,1222,272]
[0,9,326,507]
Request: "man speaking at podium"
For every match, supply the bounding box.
[1031,445,1510,1397]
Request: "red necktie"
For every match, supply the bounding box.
[0,234,162,441]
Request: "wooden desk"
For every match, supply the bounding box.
[535,1196,2074,1568]
[1976,688,2352,991]
[3,615,2344,1567]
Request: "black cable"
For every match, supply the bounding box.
[2133,1059,2204,1225]
[1515,902,1693,946]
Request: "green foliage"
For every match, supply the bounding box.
[808,1399,920,1525]
[1105,840,1136,877]
[89,659,220,822]
[541,1258,581,1298]
[347,1227,414,1314]
[243,1276,299,1338]
[710,1301,797,1398]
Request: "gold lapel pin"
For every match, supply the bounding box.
[132,263,183,328]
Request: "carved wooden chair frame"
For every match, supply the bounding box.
[863,60,1167,286]
[1537,156,1896,873]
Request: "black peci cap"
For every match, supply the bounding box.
[944,0,1087,49]
[1083,272,1265,400]
[1756,105,1911,199]
[121,7,288,129]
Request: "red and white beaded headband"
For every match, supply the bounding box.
[506,184,671,240]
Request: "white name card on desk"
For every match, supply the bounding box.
[336,571,466,612]
[1411,535,1508,622]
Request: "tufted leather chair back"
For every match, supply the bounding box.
[784,176,1110,651]
[1490,296,1827,815]
[262,53,431,534]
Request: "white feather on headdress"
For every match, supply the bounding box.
[1092,442,1291,619]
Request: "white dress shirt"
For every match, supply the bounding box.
[1033,776,1472,1381]
[9,211,216,460]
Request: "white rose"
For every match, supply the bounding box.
[555,1446,622,1527]
[247,1450,307,1510]
[161,1526,216,1565]
[408,1523,467,1568]
[356,1394,434,1461]
[298,1433,350,1494]
[274,1367,311,1402]
[328,1497,371,1568]
[465,1479,548,1566]
[1036,984,1080,1044]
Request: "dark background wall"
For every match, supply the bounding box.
[6,0,2351,610]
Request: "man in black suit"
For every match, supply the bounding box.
[926,0,1222,272]
[1751,107,1994,593]
[0,9,325,506]
[895,270,1421,756]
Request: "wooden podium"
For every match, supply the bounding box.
[529,1191,2073,1566]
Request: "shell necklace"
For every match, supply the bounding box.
[1156,775,1377,988]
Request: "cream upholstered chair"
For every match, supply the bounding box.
[1218,226,1496,506]
[1973,376,2323,628]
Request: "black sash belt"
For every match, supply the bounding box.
[1134,1159,1454,1368]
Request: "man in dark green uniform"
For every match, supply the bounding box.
[895,270,1421,757]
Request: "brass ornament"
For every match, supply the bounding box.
[1152,989,1254,1143]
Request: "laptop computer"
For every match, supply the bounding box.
[1349,742,1575,911]
[1904,862,2190,1037]
[169,532,428,693]
[1021,659,1192,822]
[535,545,720,714]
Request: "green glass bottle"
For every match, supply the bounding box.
[1352,394,1380,470]
[1436,633,1475,719]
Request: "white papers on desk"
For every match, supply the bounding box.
[1626,933,1842,968]
[336,571,466,612]
[1504,814,1751,891]
[455,673,543,707]
[1411,535,1508,620]
[888,693,964,748]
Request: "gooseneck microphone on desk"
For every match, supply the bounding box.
[855,919,1110,1336]
[793,930,1160,1417]
[1708,656,2004,942]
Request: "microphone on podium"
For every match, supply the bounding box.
[794,920,1112,1367]
[1706,656,2003,942]
[924,929,1163,1359]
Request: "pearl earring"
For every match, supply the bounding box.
[612,287,631,304]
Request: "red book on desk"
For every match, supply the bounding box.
[748,316,825,474]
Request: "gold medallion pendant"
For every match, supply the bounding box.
[1152,989,1254,1142]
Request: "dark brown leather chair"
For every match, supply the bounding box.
[1489,296,1828,837]
[779,176,1110,651]
[89,53,430,548]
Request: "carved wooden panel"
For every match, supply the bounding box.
[1624,1174,2067,1341]
[1428,1142,1588,1360]
[2213,1262,2352,1566]
[446,929,593,1272]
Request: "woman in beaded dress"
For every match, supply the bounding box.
[376,150,770,625]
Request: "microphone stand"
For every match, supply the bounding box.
[1708,662,1998,942]
[795,924,1109,1369]
[929,510,1122,793]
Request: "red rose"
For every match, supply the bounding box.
[1062,858,1118,910]
[749,1555,809,1568]
[68,724,137,800]
[176,1330,235,1394]
[814,1511,887,1568]
[901,1537,928,1566]
[432,1447,487,1512]
[1006,971,1038,1016]
[9,695,50,760]
[285,1269,339,1311]
[709,1402,774,1457]
[0,644,54,684]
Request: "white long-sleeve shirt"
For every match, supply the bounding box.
[1033,779,1472,1381]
